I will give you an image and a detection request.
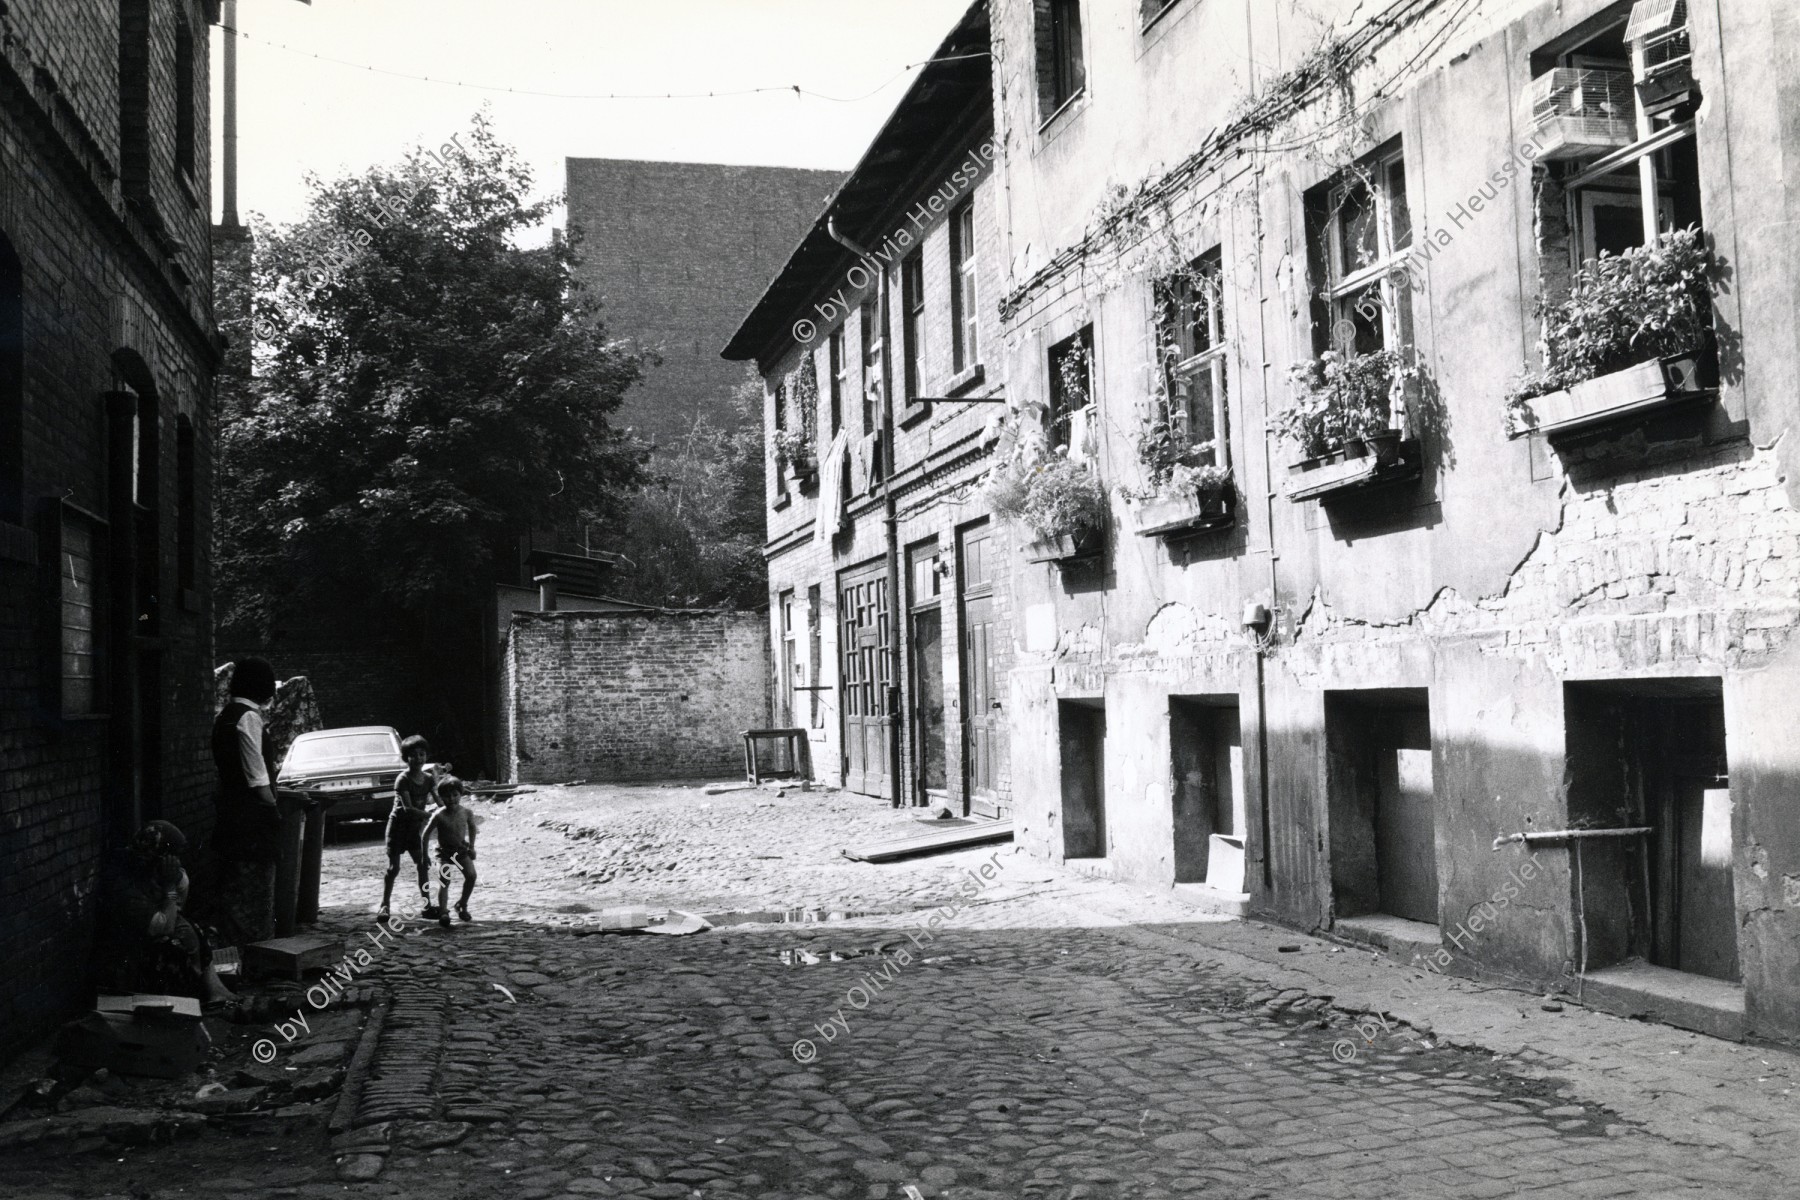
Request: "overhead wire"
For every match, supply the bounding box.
[217,25,988,105]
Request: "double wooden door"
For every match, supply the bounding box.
[838,561,891,798]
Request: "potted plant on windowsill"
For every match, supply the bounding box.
[772,427,818,488]
[1124,399,1236,538]
[1505,226,1714,439]
[1277,348,1420,499]
[989,444,1108,565]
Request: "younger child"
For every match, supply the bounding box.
[378,735,436,921]
[422,775,479,929]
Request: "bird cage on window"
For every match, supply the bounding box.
[1520,68,1636,161]
[1626,0,1694,110]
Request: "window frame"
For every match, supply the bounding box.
[1036,0,1087,124]
[1046,325,1096,457]
[950,201,979,373]
[175,16,198,183]
[828,327,847,438]
[1318,147,1414,355]
[1154,249,1230,471]
[859,300,879,433]
[44,499,109,719]
[900,252,926,404]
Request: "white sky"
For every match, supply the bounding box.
[210,0,973,241]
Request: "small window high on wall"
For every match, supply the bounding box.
[1034,0,1086,121]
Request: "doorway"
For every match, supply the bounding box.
[1565,679,1737,982]
[958,522,1005,817]
[1170,698,1243,886]
[1327,689,1437,926]
[911,608,947,799]
[1059,699,1106,859]
[837,560,891,797]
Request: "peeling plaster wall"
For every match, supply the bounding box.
[991,0,1800,1044]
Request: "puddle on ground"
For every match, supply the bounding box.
[705,908,891,926]
[778,947,882,965]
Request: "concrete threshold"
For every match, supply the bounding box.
[1061,857,1114,880]
[1578,960,1746,1041]
[1331,913,1442,967]
[1169,882,1251,918]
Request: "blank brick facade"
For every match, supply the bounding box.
[564,159,840,449]
[503,610,769,783]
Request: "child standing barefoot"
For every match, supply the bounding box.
[422,776,478,928]
[378,735,436,921]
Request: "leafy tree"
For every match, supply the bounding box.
[603,369,768,609]
[218,113,647,636]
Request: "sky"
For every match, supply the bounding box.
[210,0,974,240]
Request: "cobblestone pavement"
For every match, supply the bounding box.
[6,782,1799,1199]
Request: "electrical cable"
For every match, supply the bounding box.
[218,25,987,105]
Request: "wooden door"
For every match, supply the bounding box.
[838,562,890,797]
[959,524,1004,817]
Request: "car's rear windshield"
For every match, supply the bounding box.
[283,734,399,769]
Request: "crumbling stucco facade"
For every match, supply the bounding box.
[988,0,1800,1046]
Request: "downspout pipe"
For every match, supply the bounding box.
[827,217,906,809]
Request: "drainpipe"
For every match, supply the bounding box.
[104,391,140,840]
[827,217,906,809]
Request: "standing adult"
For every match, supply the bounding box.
[210,657,282,946]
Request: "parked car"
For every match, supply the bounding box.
[276,726,407,824]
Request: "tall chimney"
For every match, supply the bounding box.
[534,573,558,612]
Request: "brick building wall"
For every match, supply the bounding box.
[503,610,769,783]
[564,159,840,449]
[738,7,1008,816]
[0,0,219,1062]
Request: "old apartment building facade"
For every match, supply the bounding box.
[743,0,1800,1046]
[0,0,221,1057]
[727,6,1013,817]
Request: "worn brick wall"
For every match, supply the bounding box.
[564,159,840,449]
[0,0,217,1063]
[504,610,769,783]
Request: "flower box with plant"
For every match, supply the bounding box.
[1504,226,1713,438]
[1276,348,1420,499]
[1124,397,1236,537]
[772,427,817,482]
[988,441,1108,565]
[774,360,822,486]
